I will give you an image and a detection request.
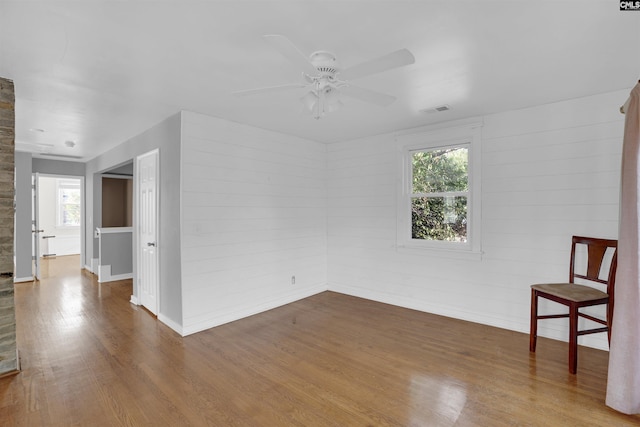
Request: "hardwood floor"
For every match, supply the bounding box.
[2,256,639,426]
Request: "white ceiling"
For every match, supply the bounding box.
[1,1,638,161]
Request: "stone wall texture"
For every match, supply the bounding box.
[0,77,16,375]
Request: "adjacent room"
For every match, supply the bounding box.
[1,1,639,425]
[33,175,82,277]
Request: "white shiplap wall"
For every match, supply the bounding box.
[180,112,327,335]
[328,90,627,350]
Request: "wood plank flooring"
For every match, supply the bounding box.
[2,255,639,426]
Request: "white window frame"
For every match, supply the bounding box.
[396,120,482,259]
[56,178,81,228]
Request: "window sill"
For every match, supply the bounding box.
[396,244,483,261]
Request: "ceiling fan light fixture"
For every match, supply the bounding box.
[301,87,343,119]
[326,100,344,114]
[301,91,319,111]
[324,88,343,113]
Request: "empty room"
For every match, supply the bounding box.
[1,1,640,425]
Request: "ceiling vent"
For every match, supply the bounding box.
[420,104,451,114]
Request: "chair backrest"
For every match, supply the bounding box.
[569,235,618,298]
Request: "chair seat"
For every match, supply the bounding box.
[531,283,608,303]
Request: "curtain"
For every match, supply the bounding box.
[607,82,640,414]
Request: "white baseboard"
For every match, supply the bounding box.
[182,283,328,336]
[14,276,33,283]
[327,282,610,351]
[130,295,139,305]
[329,282,512,327]
[159,313,183,336]
[98,265,107,282]
[98,264,133,283]
[109,273,133,281]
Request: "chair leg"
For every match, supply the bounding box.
[569,304,578,374]
[530,289,538,352]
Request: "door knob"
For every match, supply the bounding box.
[147,242,156,247]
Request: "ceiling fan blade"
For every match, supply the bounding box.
[339,48,415,81]
[262,35,318,76]
[339,84,397,106]
[233,83,307,97]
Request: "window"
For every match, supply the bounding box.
[397,121,482,256]
[411,145,469,242]
[56,179,81,227]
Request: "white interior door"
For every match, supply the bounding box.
[32,173,42,280]
[137,150,159,315]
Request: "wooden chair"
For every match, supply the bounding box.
[529,236,617,374]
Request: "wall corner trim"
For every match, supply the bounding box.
[158,313,184,336]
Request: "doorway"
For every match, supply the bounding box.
[32,174,84,280]
[96,168,134,284]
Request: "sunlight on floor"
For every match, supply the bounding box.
[38,254,82,279]
[409,375,467,425]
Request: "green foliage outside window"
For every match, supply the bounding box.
[411,147,468,242]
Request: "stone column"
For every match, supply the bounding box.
[0,77,17,375]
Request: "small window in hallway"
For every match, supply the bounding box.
[56,179,81,227]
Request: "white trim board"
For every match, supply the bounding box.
[327,282,610,352]
[96,227,133,234]
[159,314,183,336]
[98,264,133,283]
[182,284,328,336]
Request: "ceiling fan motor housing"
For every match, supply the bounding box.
[309,51,339,77]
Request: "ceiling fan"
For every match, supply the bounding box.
[234,35,415,119]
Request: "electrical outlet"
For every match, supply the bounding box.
[291,275,295,285]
